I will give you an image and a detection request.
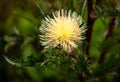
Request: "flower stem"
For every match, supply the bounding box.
[86,0,96,57]
[70,51,86,82]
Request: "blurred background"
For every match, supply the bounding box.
[0,0,120,82]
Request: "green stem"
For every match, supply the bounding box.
[70,51,86,82]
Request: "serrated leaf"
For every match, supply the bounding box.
[3,55,22,67]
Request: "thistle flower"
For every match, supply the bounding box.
[39,10,86,53]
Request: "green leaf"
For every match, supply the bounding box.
[35,1,46,16]
[81,0,87,17]
[90,18,107,60]
[4,35,17,52]
[70,0,76,10]
[3,55,22,67]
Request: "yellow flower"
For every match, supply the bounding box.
[39,10,85,53]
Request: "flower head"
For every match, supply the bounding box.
[39,10,85,53]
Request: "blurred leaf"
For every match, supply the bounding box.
[95,0,118,17]
[25,67,40,81]
[117,14,120,23]
[75,54,93,79]
[3,55,22,67]
[17,17,35,35]
[94,54,120,77]
[81,0,87,17]
[90,18,108,60]
[21,44,37,61]
[70,0,76,10]
[4,35,17,52]
[13,9,37,25]
[35,1,46,16]
[24,55,38,66]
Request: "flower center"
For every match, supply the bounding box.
[59,25,70,40]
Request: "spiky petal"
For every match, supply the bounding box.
[39,10,85,53]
